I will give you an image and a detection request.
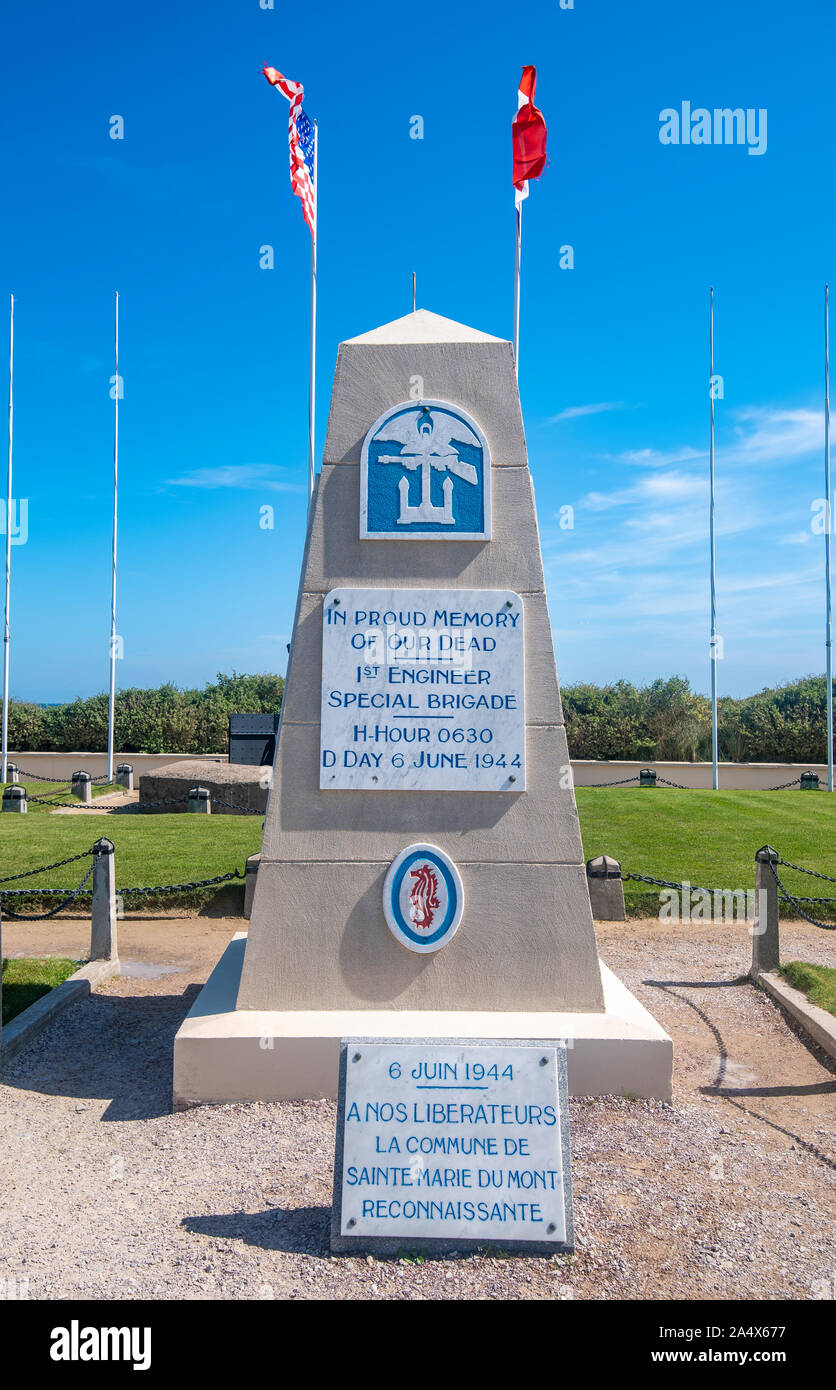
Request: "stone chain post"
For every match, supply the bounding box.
[71,771,92,803]
[586,855,626,921]
[188,786,211,814]
[751,845,780,978]
[90,838,118,961]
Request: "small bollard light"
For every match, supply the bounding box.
[800,771,820,791]
[71,770,93,803]
[639,768,657,787]
[2,784,27,813]
[188,785,212,814]
[115,762,134,792]
[6,762,19,784]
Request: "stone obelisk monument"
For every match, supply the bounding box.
[173,310,671,1107]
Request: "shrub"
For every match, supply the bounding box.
[10,670,833,763]
[9,672,284,754]
[563,674,833,764]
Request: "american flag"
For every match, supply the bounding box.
[263,66,316,235]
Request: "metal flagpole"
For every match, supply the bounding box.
[513,200,522,376]
[709,286,719,790]
[106,291,119,783]
[1,294,13,784]
[825,284,833,791]
[307,122,318,507]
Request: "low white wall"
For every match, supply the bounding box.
[572,760,827,790]
[7,752,228,782]
[6,752,826,791]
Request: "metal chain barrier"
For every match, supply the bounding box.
[0,846,98,884]
[130,794,263,814]
[27,792,182,811]
[624,853,836,927]
[585,773,691,788]
[775,854,836,884]
[622,869,725,896]
[767,858,836,931]
[26,792,261,813]
[138,799,191,810]
[26,785,121,807]
[28,798,115,809]
[1,864,244,909]
[139,796,195,809]
[8,769,74,784]
[28,792,83,807]
[587,775,641,788]
[14,767,815,792]
[134,796,191,809]
[0,887,91,899]
[9,768,118,785]
[32,801,114,810]
[618,845,836,932]
[0,862,95,921]
[580,771,823,791]
[207,796,265,815]
[119,868,244,897]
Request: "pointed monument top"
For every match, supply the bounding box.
[344,308,506,346]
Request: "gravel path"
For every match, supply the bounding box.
[0,915,834,1301]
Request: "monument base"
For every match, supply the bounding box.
[173,935,672,1109]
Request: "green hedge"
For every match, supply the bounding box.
[7,672,284,754]
[8,670,833,763]
[562,674,833,764]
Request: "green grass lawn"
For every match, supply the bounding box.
[576,787,836,916]
[0,807,262,911]
[779,961,836,1017]
[1,784,834,919]
[1,956,80,1025]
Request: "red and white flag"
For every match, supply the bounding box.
[512,65,547,207]
[263,66,316,235]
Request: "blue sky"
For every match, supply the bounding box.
[1,0,835,702]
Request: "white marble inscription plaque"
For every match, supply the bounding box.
[333,1040,572,1253]
[320,587,526,791]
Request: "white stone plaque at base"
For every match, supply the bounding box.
[331,1038,573,1255]
[320,587,526,791]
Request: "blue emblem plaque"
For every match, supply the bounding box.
[360,399,491,540]
[383,842,464,954]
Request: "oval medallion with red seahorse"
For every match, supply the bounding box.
[383,843,464,954]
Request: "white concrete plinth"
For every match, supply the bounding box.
[173,934,672,1109]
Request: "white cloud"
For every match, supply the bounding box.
[546,401,627,424]
[727,407,822,465]
[615,445,704,469]
[543,466,767,626]
[578,470,702,513]
[721,564,821,596]
[611,406,824,476]
[166,464,304,493]
[544,399,831,689]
